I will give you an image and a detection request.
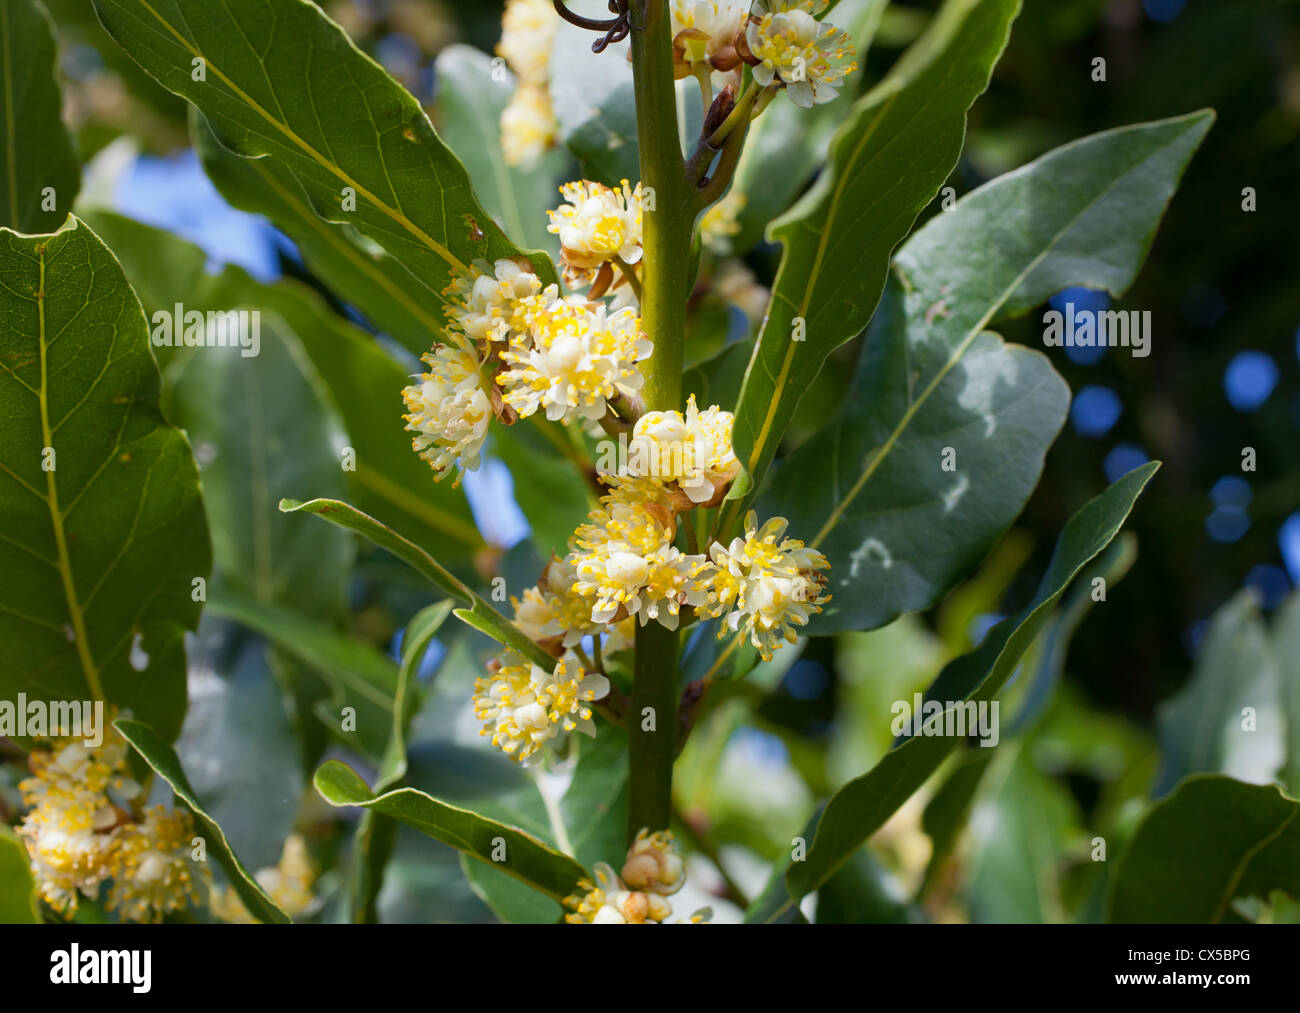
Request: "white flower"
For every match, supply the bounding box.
[746,0,857,107]
[512,585,556,642]
[671,0,747,68]
[473,651,611,765]
[444,258,543,344]
[18,808,119,915]
[401,344,492,483]
[501,83,558,167]
[498,300,651,422]
[498,0,558,82]
[629,394,738,504]
[698,511,830,659]
[569,480,709,629]
[548,180,645,288]
[106,806,204,924]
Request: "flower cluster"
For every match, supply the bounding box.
[698,512,831,660]
[472,405,827,763]
[548,179,646,295]
[209,833,317,923]
[563,830,709,924]
[402,241,657,483]
[628,395,740,505]
[401,343,493,484]
[498,0,559,165]
[17,725,205,922]
[472,650,611,766]
[512,556,637,652]
[745,0,858,107]
[571,477,708,630]
[498,298,651,423]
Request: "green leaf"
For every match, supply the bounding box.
[765,109,1213,632]
[1004,532,1137,736]
[351,600,453,922]
[1,0,80,232]
[744,807,822,923]
[314,759,588,902]
[114,718,291,924]
[816,847,924,924]
[1108,775,1300,923]
[434,45,564,256]
[780,461,1159,908]
[919,748,993,898]
[728,0,1022,503]
[765,278,1069,633]
[961,744,1081,922]
[176,635,304,871]
[1277,593,1300,796]
[91,0,556,337]
[206,587,397,762]
[566,725,630,869]
[80,204,484,567]
[1155,590,1283,794]
[169,316,352,619]
[0,217,209,743]
[550,5,638,187]
[0,825,41,923]
[462,852,564,924]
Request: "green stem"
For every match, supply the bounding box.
[627,0,694,842]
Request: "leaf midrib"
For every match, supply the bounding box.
[37,240,105,700]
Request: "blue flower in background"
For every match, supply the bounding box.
[1104,443,1149,483]
[1049,287,1110,365]
[114,149,291,282]
[1071,385,1122,438]
[1223,351,1278,412]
